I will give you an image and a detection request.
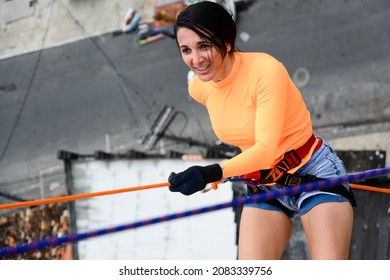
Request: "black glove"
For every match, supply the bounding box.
[168,164,223,195]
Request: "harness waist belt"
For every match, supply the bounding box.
[243,134,322,185]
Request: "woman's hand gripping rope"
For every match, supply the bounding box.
[168,164,223,195]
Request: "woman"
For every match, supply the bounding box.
[168,1,355,260]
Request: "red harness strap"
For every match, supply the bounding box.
[243,134,323,184]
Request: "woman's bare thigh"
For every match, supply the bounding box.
[238,207,293,260]
[301,202,353,259]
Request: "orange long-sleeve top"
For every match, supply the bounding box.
[189,52,317,178]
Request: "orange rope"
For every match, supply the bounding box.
[350,183,390,194]
[0,182,171,211]
[1,182,388,211]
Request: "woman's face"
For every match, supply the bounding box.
[176,27,232,82]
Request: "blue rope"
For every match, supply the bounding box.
[1,167,389,258]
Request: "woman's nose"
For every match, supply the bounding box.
[191,50,204,65]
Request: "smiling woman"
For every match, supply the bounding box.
[167,1,356,260]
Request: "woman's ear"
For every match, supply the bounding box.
[226,43,232,53]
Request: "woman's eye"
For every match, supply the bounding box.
[200,44,210,50]
[181,47,190,54]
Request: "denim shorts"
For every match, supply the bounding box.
[245,138,351,218]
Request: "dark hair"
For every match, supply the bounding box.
[174,1,237,58]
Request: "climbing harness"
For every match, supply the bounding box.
[227,134,357,206]
[241,134,322,186]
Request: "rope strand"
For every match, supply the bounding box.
[0,182,170,210]
[350,183,390,194]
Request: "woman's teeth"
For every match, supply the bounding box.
[196,65,210,71]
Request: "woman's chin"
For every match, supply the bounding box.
[196,72,214,82]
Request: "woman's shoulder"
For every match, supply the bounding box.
[238,51,281,65]
[236,52,285,77]
[188,76,208,104]
[189,75,206,91]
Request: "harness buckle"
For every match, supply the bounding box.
[281,149,302,170]
[259,149,302,185]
